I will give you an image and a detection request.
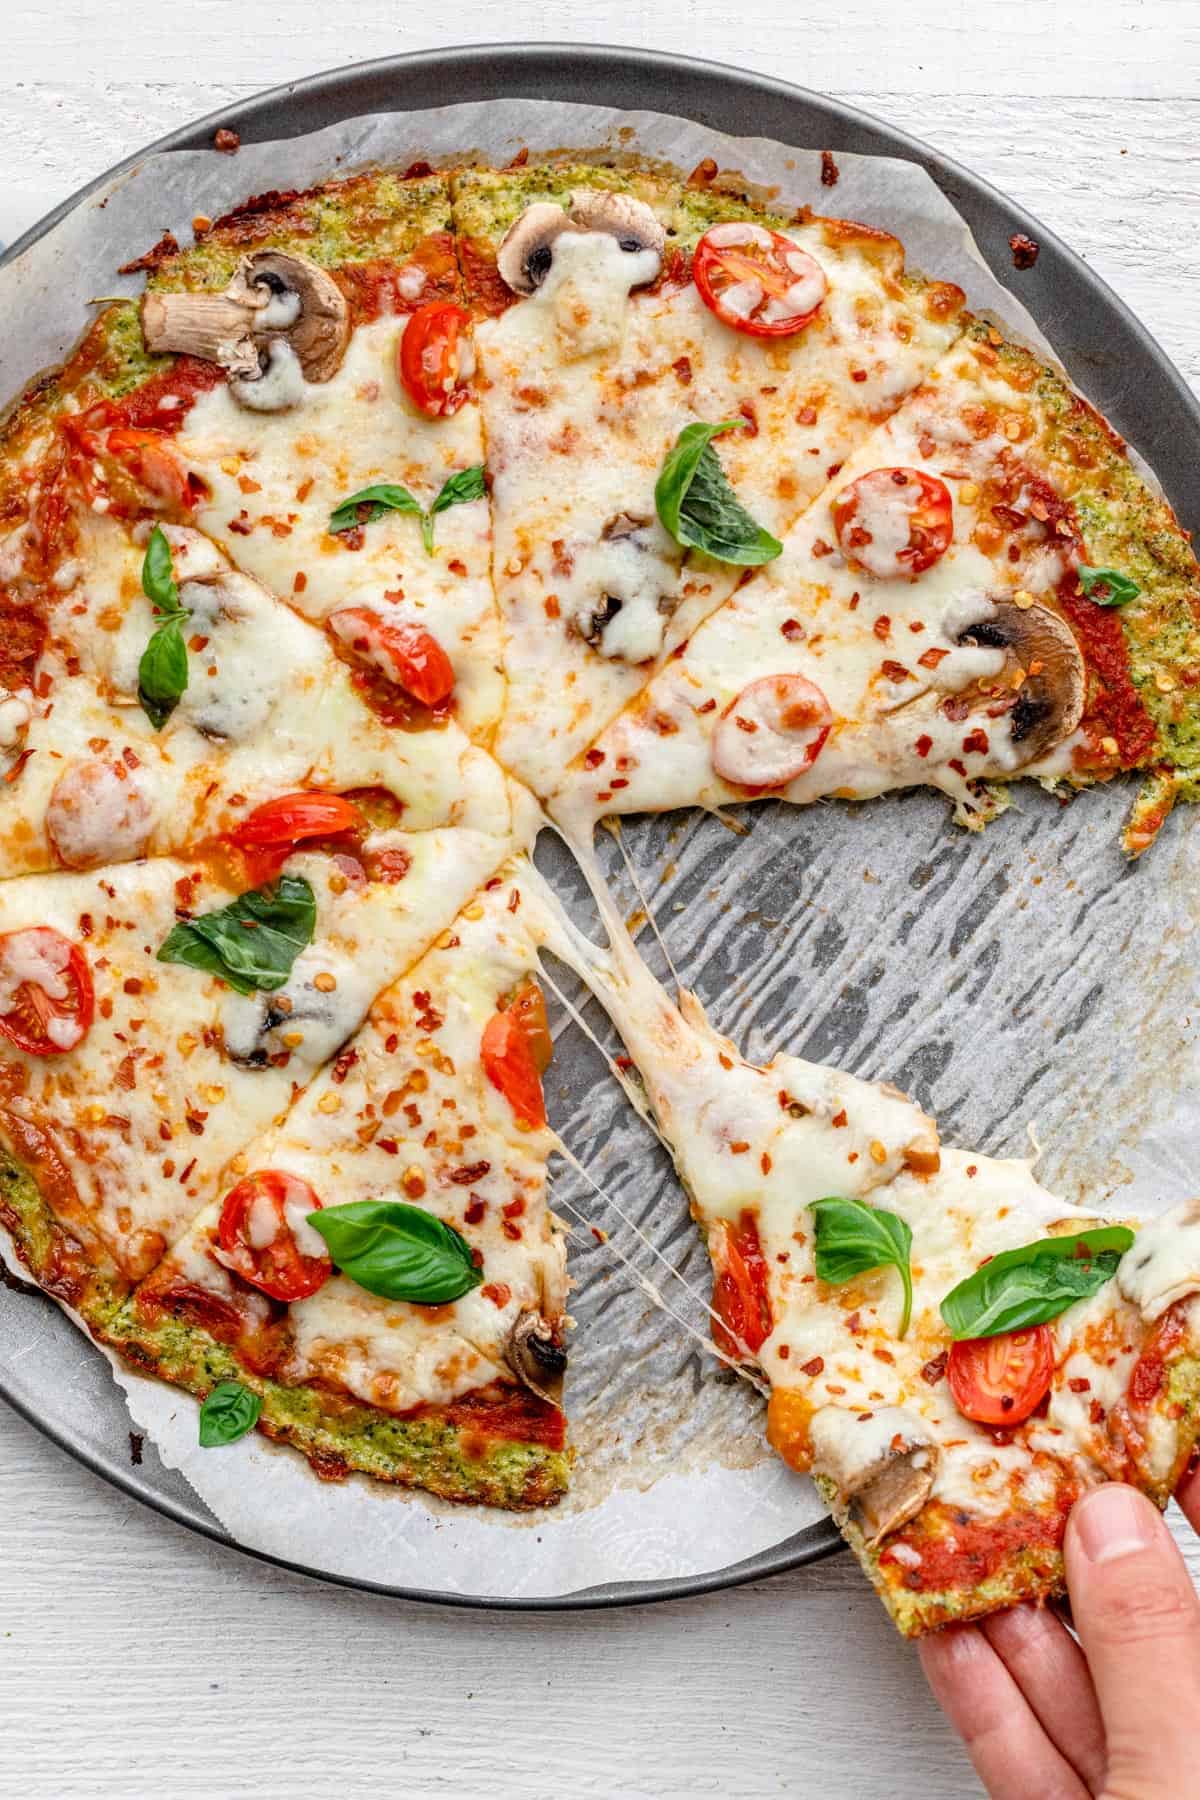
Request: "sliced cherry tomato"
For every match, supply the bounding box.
[506,979,553,1075]
[216,1170,331,1303]
[104,428,199,509]
[0,926,94,1057]
[831,468,954,579]
[328,607,456,708]
[228,791,367,884]
[947,1325,1055,1427]
[481,1009,547,1130]
[693,223,828,338]
[711,674,832,791]
[711,1210,772,1359]
[399,301,472,417]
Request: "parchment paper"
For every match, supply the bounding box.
[1,98,1194,1601]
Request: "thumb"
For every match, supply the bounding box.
[1065,1484,1200,1797]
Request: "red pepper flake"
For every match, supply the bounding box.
[584,747,605,769]
[1068,1377,1091,1393]
[873,615,891,640]
[1009,232,1040,269]
[948,757,968,778]
[780,619,804,641]
[830,1109,848,1128]
[820,150,839,187]
[914,731,934,759]
[812,537,833,558]
[920,1353,948,1386]
[450,1160,491,1185]
[377,1137,399,1155]
[796,404,818,427]
[213,127,240,153]
[801,1356,825,1378]
[881,660,911,683]
[962,728,989,755]
[851,369,868,384]
[481,1282,511,1308]
[464,1198,486,1225]
[1089,1398,1106,1424]
[760,1152,772,1175]
[672,355,693,386]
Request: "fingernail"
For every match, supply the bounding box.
[1072,1484,1159,1565]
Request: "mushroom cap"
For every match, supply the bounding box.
[567,189,666,259]
[959,599,1086,765]
[230,250,350,383]
[506,1309,568,1405]
[496,202,573,295]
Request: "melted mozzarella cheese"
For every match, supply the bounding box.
[143,861,567,1416]
[551,331,1086,836]
[480,207,963,795]
[1119,1201,1200,1319]
[176,317,503,743]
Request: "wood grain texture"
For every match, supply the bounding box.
[3,14,1200,1798]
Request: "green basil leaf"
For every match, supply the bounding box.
[810,1195,914,1337]
[199,1381,262,1448]
[423,463,486,553]
[308,1200,482,1304]
[329,483,424,535]
[655,421,783,566]
[138,617,189,729]
[141,523,182,614]
[157,873,316,996]
[940,1225,1135,1340]
[1077,564,1141,607]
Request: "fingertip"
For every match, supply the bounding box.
[1176,1452,1200,1534]
[1065,1481,1168,1569]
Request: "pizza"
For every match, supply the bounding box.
[562,907,1200,1633]
[550,322,1200,856]
[1,143,1199,1623]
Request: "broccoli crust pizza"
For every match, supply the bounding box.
[1,139,1200,1598]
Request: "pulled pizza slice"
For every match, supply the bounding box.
[0,814,531,1314]
[104,858,569,1510]
[454,160,966,793]
[567,919,1200,1633]
[551,323,1200,856]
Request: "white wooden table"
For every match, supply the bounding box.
[3,9,1199,1795]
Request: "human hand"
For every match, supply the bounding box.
[919,1467,1200,1798]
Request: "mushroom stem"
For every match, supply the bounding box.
[141,292,263,376]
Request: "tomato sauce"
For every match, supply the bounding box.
[425,1384,567,1452]
[105,358,226,432]
[0,594,47,693]
[1128,1302,1187,1411]
[880,1490,1075,1593]
[712,1210,772,1359]
[1059,578,1158,767]
[335,235,460,324]
[458,237,514,318]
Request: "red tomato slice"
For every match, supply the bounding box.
[693,223,828,337]
[103,428,200,509]
[712,1211,772,1358]
[399,302,472,417]
[0,927,94,1057]
[711,674,832,790]
[217,1171,331,1303]
[228,791,367,883]
[481,1010,547,1130]
[328,607,456,708]
[831,468,954,578]
[947,1325,1055,1426]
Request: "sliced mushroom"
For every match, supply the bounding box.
[957,600,1085,765]
[496,203,574,295]
[809,1404,938,1546]
[506,1309,568,1405]
[568,514,680,663]
[141,249,350,408]
[496,191,665,295]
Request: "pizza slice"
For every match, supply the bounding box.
[453,160,966,793]
[1,169,502,747]
[550,322,1200,856]
[103,857,569,1510]
[0,516,518,876]
[562,913,1200,1633]
[0,813,531,1317]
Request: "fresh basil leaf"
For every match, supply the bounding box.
[329,483,424,535]
[423,462,487,554]
[940,1225,1135,1340]
[138,528,189,728]
[1077,564,1141,606]
[655,421,783,567]
[810,1195,914,1337]
[138,617,189,729]
[157,874,316,996]
[199,1381,262,1448]
[308,1200,482,1304]
[141,523,182,614]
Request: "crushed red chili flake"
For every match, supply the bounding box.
[820,150,839,187]
[1009,232,1040,269]
[464,1198,486,1225]
[1089,1399,1106,1425]
[450,1161,491,1185]
[873,615,891,640]
[213,127,241,153]
[881,660,911,683]
[962,728,990,755]
[921,1353,948,1386]
[1068,1377,1091,1393]
[780,619,804,641]
[800,1356,825,1378]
